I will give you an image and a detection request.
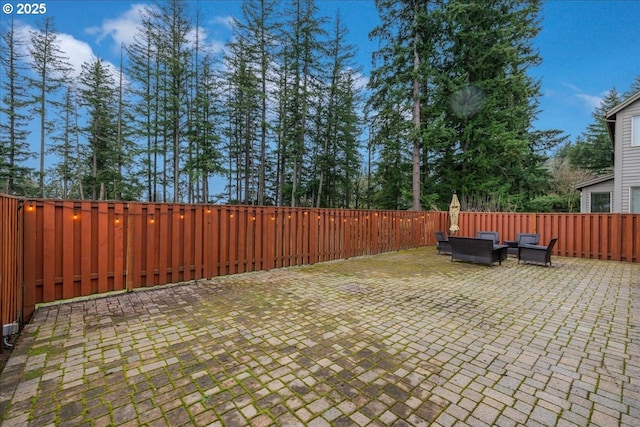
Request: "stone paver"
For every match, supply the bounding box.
[1,247,639,426]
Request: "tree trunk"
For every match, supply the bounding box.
[411,34,421,211]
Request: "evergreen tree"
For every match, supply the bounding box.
[233,0,282,205]
[186,53,224,203]
[565,89,622,174]
[0,16,35,195]
[315,11,362,208]
[48,86,84,199]
[28,17,73,197]
[281,0,326,207]
[369,0,444,210]
[164,0,192,202]
[624,74,640,97]
[78,58,120,200]
[435,0,549,210]
[127,1,194,202]
[147,0,193,202]
[224,42,261,204]
[126,8,167,201]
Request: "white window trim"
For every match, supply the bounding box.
[630,186,640,213]
[633,116,640,147]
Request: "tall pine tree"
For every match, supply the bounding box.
[0,16,35,195]
[78,58,120,200]
[28,17,73,197]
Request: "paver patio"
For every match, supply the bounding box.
[0,247,639,426]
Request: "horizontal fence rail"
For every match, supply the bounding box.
[1,193,638,326]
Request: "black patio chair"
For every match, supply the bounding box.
[435,231,452,255]
[518,238,558,267]
[505,233,540,256]
[477,231,499,244]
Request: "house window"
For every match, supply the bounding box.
[634,116,640,147]
[590,192,611,213]
[632,187,640,213]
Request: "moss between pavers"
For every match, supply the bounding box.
[27,345,49,357]
[22,368,44,381]
[297,247,477,278]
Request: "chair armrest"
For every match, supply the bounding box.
[520,244,547,250]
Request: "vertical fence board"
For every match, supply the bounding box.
[125,203,135,292]
[287,209,295,265]
[202,207,213,278]
[194,206,204,280]
[145,204,156,287]
[254,208,263,271]
[609,214,620,261]
[184,206,194,281]
[237,208,247,274]
[210,207,220,277]
[219,207,229,275]
[133,204,145,288]
[78,202,92,296]
[22,201,37,320]
[249,208,257,272]
[62,202,75,300]
[171,207,180,283]
[621,215,633,262]
[260,208,271,270]
[155,205,166,286]
[97,202,109,294]
[0,197,20,333]
[228,207,238,275]
[623,215,640,262]
[42,202,56,303]
[113,204,124,291]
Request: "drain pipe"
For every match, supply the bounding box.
[3,337,12,349]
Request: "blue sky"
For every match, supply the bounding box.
[2,0,639,144]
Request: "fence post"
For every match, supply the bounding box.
[126,203,134,292]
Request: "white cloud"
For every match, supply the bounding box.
[187,26,226,55]
[562,82,582,94]
[352,71,369,92]
[575,93,604,110]
[561,82,605,111]
[16,22,118,81]
[84,5,230,56]
[85,3,147,48]
[211,16,235,29]
[56,33,97,78]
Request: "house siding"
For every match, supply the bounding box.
[580,180,614,213]
[615,98,640,212]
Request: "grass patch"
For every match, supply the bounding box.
[24,368,44,381]
[28,346,49,357]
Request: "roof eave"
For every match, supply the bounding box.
[574,173,615,191]
[606,89,640,119]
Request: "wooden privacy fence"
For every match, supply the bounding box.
[1,192,639,328]
[18,199,442,322]
[453,211,640,262]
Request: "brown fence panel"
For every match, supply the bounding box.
[453,211,639,262]
[0,195,22,351]
[621,214,639,262]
